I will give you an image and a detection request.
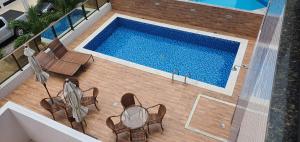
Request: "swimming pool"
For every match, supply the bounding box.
[189,0,268,11]
[76,14,248,95]
[42,9,89,40]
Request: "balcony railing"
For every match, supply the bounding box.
[0,0,109,84]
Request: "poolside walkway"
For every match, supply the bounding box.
[4,11,257,142]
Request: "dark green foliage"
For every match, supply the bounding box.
[27,7,45,34]
[8,20,31,34]
[9,0,82,48]
[14,33,32,48]
[51,0,82,13]
[40,11,64,25]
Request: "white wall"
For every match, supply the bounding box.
[0,102,100,142]
[0,110,30,142]
[0,65,33,98]
[12,110,82,142]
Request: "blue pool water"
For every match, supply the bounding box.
[191,0,267,11]
[84,18,240,88]
[42,9,89,40]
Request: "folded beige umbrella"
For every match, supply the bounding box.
[24,46,54,103]
[63,79,88,122]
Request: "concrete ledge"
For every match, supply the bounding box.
[0,65,33,98]
[0,102,100,142]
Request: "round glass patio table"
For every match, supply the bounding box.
[121,105,149,129]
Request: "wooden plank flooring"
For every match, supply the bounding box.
[189,95,236,140]
[4,10,257,142]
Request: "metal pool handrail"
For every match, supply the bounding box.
[171,69,179,81]
[184,72,191,84]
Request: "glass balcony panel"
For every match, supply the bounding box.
[13,46,28,68]
[40,27,55,46]
[97,0,107,8]
[70,6,87,28]
[83,0,97,17]
[53,17,72,39]
[0,55,20,84]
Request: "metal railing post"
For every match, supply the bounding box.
[81,4,88,20]
[184,73,191,84]
[67,15,74,31]
[51,26,58,38]
[11,54,23,71]
[172,69,179,82]
[33,39,40,52]
[95,0,99,10]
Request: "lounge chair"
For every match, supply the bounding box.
[48,38,94,66]
[35,51,81,76]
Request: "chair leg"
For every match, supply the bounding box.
[94,103,100,111]
[147,124,150,134]
[160,123,164,134]
[115,133,118,142]
[84,120,87,126]
[81,122,86,134]
[51,112,56,120]
[70,122,74,128]
[130,130,132,141]
[145,128,148,138]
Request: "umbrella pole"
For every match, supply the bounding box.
[43,83,54,104]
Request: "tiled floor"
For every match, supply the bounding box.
[3,10,257,142]
[188,95,236,140]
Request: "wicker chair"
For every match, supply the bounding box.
[146,104,166,134]
[57,78,100,111]
[62,105,87,133]
[120,93,142,110]
[81,87,100,111]
[131,128,148,142]
[106,115,130,142]
[40,97,65,120]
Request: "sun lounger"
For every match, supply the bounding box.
[35,51,81,76]
[48,38,94,66]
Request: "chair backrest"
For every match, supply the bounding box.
[68,77,80,87]
[92,87,99,98]
[48,38,68,59]
[121,93,136,109]
[158,104,167,120]
[106,117,115,131]
[40,98,51,111]
[40,98,63,113]
[35,52,56,69]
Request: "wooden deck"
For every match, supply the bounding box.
[3,11,257,142]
